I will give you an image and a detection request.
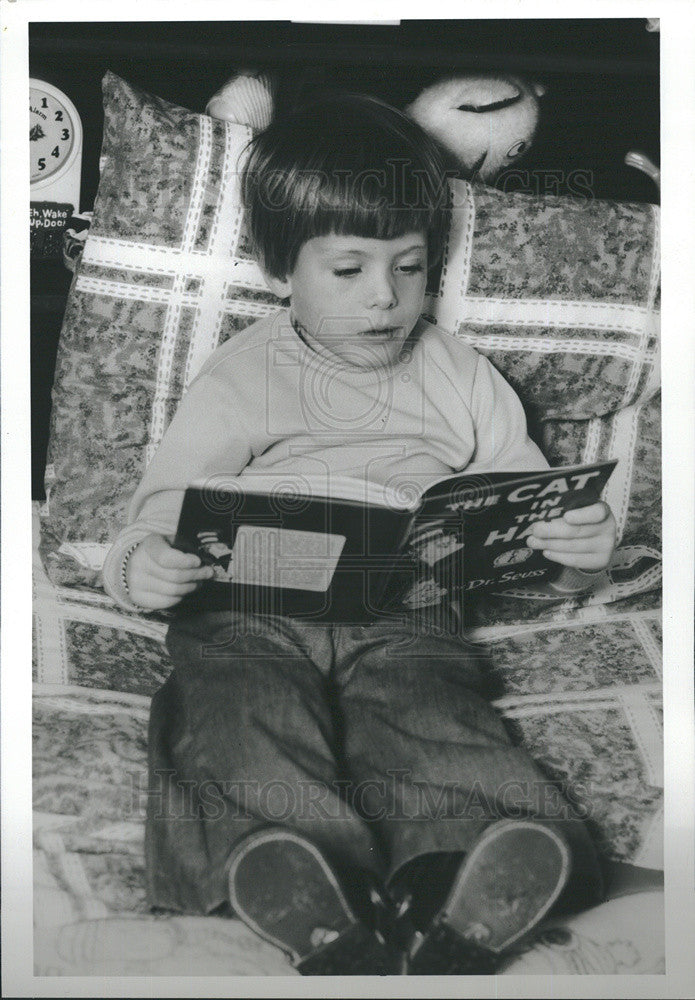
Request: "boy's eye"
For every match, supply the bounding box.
[332,263,424,278]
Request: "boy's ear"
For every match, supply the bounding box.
[263,271,292,299]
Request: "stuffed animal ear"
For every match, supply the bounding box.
[206,70,275,130]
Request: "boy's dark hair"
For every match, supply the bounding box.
[241,92,451,279]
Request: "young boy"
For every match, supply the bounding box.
[103,93,617,975]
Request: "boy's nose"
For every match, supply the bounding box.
[367,272,397,310]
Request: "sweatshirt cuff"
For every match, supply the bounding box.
[101,528,151,611]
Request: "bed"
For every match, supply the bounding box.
[32,63,663,977]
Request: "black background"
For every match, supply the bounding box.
[30,19,660,207]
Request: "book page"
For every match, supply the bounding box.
[192,472,417,510]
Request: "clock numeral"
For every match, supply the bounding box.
[51,146,61,158]
[38,157,46,171]
[41,97,48,108]
[61,129,70,141]
[54,110,64,121]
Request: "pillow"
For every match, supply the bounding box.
[40,73,661,611]
[41,72,273,586]
[428,181,660,421]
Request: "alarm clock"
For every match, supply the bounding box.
[30,78,83,211]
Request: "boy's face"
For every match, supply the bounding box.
[266,232,428,368]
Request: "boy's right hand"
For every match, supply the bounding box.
[125,533,215,610]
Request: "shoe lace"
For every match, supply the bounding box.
[382,886,422,956]
[309,927,340,949]
[367,883,392,947]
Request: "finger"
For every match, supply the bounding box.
[141,555,214,584]
[130,577,207,603]
[128,589,184,610]
[142,577,206,596]
[560,502,610,525]
[530,518,605,541]
[150,541,205,570]
[532,536,613,554]
[542,550,610,571]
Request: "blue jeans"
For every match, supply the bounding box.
[146,607,602,915]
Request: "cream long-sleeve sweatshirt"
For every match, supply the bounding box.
[102,308,556,610]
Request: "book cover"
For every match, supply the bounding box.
[174,475,416,622]
[173,460,617,622]
[402,460,617,607]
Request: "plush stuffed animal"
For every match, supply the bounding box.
[207,70,545,185]
[404,74,545,183]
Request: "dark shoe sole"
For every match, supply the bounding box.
[409,820,571,974]
[227,828,395,974]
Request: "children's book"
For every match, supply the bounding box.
[174,460,617,622]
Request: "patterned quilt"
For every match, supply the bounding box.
[33,506,663,976]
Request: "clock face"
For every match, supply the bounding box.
[30,83,78,183]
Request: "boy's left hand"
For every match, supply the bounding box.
[528,501,617,571]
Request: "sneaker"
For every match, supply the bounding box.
[227,828,396,975]
[407,819,571,974]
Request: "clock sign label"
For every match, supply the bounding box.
[30,202,74,260]
[30,79,83,259]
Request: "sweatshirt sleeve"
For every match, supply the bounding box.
[465,352,548,474]
[101,370,253,609]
